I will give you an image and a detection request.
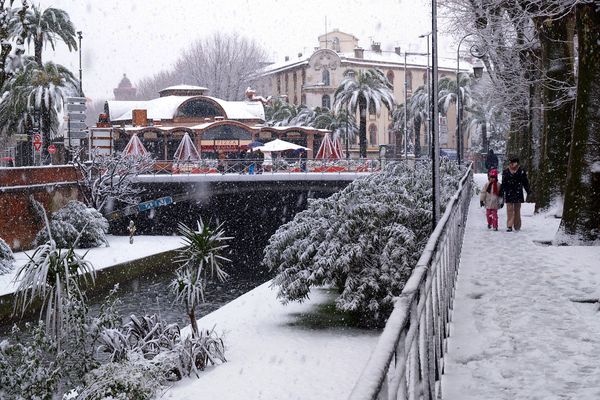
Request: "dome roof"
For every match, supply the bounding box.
[118,74,133,89]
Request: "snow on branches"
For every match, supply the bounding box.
[33,200,109,249]
[0,236,14,274]
[263,160,463,327]
[72,150,155,214]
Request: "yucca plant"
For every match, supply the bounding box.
[13,198,95,345]
[170,219,232,337]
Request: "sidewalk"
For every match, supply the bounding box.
[442,174,600,399]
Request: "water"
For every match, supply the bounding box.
[0,266,270,337]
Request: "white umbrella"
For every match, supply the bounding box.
[255,139,310,152]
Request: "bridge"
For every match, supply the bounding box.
[347,166,600,399]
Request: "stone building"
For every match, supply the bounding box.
[113,73,137,100]
[254,30,471,158]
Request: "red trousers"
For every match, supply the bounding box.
[486,209,498,229]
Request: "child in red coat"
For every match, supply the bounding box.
[479,169,503,230]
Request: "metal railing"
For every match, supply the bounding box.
[149,158,387,175]
[348,163,473,400]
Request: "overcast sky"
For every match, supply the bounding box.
[37,0,457,101]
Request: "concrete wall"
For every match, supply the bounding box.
[0,166,80,251]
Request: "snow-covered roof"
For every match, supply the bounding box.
[108,96,196,121]
[108,95,265,122]
[160,84,209,92]
[260,50,471,75]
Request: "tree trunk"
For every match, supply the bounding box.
[34,37,43,65]
[358,97,367,158]
[481,122,488,154]
[534,13,576,212]
[557,4,600,243]
[414,117,421,158]
[189,307,199,337]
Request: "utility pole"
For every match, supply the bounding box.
[431,0,440,226]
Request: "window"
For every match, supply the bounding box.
[369,124,378,146]
[406,71,413,91]
[301,94,306,105]
[368,101,376,118]
[302,69,306,86]
[277,76,281,94]
[332,37,340,52]
[322,94,331,109]
[285,74,289,92]
[293,72,297,92]
[423,72,428,85]
[386,70,394,86]
[322,69,330,86]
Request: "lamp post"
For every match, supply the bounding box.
[431,0,440,226]
[419,32,432,158]
[404,51,428,161]
[77,31,83,96]
[456,33,486,166]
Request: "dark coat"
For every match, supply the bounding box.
[500,167,530,203]
[485,151,499,171]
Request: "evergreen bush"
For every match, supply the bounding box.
[33,200,109,249]
[0,237,14,275]
[263,160,464,327]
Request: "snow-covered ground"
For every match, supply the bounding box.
[0,235,183,297]
[443,174,600,399]
[160,283,380,400]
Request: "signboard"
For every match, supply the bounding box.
[33,133,42,152]
[137,196,173,213]
[48,144,57,154]
[66,97,87,139]
[14,134,28,142]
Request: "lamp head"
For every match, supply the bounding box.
[472,59,484,78]
[77,31,82,39]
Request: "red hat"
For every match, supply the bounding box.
[489,169,498,177]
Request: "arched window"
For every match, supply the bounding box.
[369,124,378,145]
[322,94,331,109]
[423,72,428,85]
[322,69,330,86]
[406,71,413,91]
[386,70,395,86]
[176,99,223,119]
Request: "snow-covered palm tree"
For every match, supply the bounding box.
[408,86,429,157]
[171,219,232,337]
[265,99,303,126]
[0,57,78,158]
[10,4,78,65]
[334,69,395,158]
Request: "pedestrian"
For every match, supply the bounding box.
[480,169,503,231]
[499,156,531,232]
[484,149,499,172]
[127,220,136,244]
[299,149,307,172]
[255,148,264,174]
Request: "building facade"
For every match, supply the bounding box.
[255,30,468,158]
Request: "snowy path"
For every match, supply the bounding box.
[443,175,600,400]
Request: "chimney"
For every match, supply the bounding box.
[298,52,302,58]
[371,42,382,53]
[394,46,402,56]
[354,47,364,59]
[284,56,289,61]
[132,109,147,126]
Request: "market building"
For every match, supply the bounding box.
[95,85,326,160]
[253,29,472,158]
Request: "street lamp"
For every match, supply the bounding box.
[431,0,440,227]
[404,51,428,160]
[77,31,83,96]
[419,32,432,158]
[456,33,486,166]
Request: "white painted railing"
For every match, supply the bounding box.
[348,163,473,400]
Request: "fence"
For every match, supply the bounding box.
[348,163,473,400]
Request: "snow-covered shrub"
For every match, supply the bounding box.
[0,237,14,275]
[76,354,163,400]
[34,200,109,249]
[170,327,226,378]
[263,160,464,327]
[0,323,62,400]
[125,314,180,355]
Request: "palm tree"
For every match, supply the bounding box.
[0,57,78,160]
[408,86,429,157]
[265,99,303,126]
[171,219,232,337]
[10,4,78,65]
[438,73,472,156]
[334,69,395,158]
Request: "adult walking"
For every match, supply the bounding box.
[484,149,499,172]
[499,156,531,232]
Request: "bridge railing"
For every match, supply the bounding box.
[149,158,391,175]
[348,163,473,400]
